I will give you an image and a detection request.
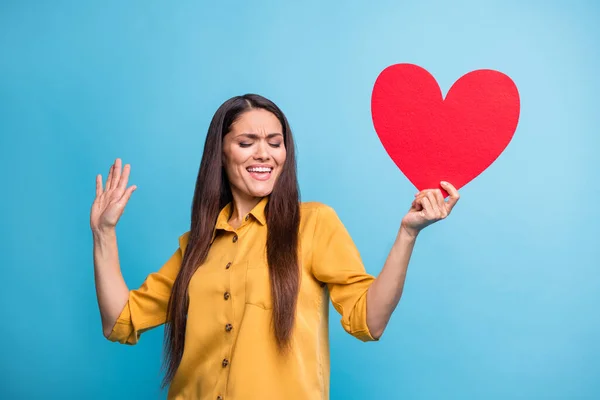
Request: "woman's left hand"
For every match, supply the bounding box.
[400,181,460,238]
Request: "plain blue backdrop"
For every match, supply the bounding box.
[1,0,599,398]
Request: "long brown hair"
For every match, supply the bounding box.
[161,94,301,388]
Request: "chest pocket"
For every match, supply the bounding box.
[245,264,273,310]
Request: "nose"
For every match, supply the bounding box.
[253,140,270,160]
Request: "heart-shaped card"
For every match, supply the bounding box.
[371,63,520,197]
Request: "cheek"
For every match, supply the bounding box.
[233,163,248,180]
[275,148,287,166]
[223,155,234,175]
[224,147,248,175]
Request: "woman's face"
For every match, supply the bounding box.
[222,108,287,201]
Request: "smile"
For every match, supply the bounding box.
[246,166,273,181]
[247,167,273,173]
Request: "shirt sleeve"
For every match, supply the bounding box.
[310,205,378,342]
[107,232,189,345]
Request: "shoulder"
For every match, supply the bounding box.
[178,231,191,252]
[301,201,335,214]
[300,201,341,225]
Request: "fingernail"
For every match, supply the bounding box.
[441,181,448,186]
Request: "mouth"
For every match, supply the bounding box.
[246,166,273,181]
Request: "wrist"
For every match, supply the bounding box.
[92,226,116,240]
[398,224,419,241]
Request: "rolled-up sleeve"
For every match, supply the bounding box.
[310,205,378,342]
[107,232,189,345]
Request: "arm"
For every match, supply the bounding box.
[90,158,137,338]
[91,159,186,344]
[365,227,415,339]
[91,158,186,344]
[310,205,378,342]
[93,228,130,338]
[106,242,184,344]
[366,181,460,339]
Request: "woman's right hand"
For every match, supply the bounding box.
[90,158,137,233]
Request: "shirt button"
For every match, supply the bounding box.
[225,262,232,270]
[217,397,223,400]
[222,358,229,367]
[224,292,230,300]
[225,323,233,332]
[245,215,249,221]
[232,235,238,243]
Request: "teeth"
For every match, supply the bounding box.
[247,167,272,173]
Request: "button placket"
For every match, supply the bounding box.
[219,230,239,394]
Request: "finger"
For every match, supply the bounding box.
[420,196,434,218]
[434,189,447,218]
[441,181,460,210]
[96,174,103,198]
[117,163,131,192]
[411,198,423,211]
[413,190,431,210]
[414,189,432,200]
[111,158,122,190]
[425,191,441,217]
[413,189,435,209]
[106,163,114,192]
[118,185,137,208]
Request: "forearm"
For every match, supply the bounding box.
[92,228,130,337]
[366,227,417,339]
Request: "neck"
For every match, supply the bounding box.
[229,191,263,229]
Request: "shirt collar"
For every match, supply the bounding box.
[249,196,269,226]
[211,196,269,243]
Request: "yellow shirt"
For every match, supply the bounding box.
[108,196,378,399]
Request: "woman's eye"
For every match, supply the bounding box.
[239,143,251,148]
[269,143,282,148]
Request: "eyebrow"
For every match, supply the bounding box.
[237,133,283,139]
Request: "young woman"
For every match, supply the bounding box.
[90,94,460,400]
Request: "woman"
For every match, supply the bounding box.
[91,94,460,400]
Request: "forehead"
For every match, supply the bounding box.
[230,109,282,135]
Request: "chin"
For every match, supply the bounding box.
[248,187,274,198]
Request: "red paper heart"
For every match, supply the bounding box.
[371,63,520,197]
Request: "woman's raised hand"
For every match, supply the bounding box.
[400,181,460,238]
[90,158,137,233]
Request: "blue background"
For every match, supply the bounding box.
[1,0,599,398]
